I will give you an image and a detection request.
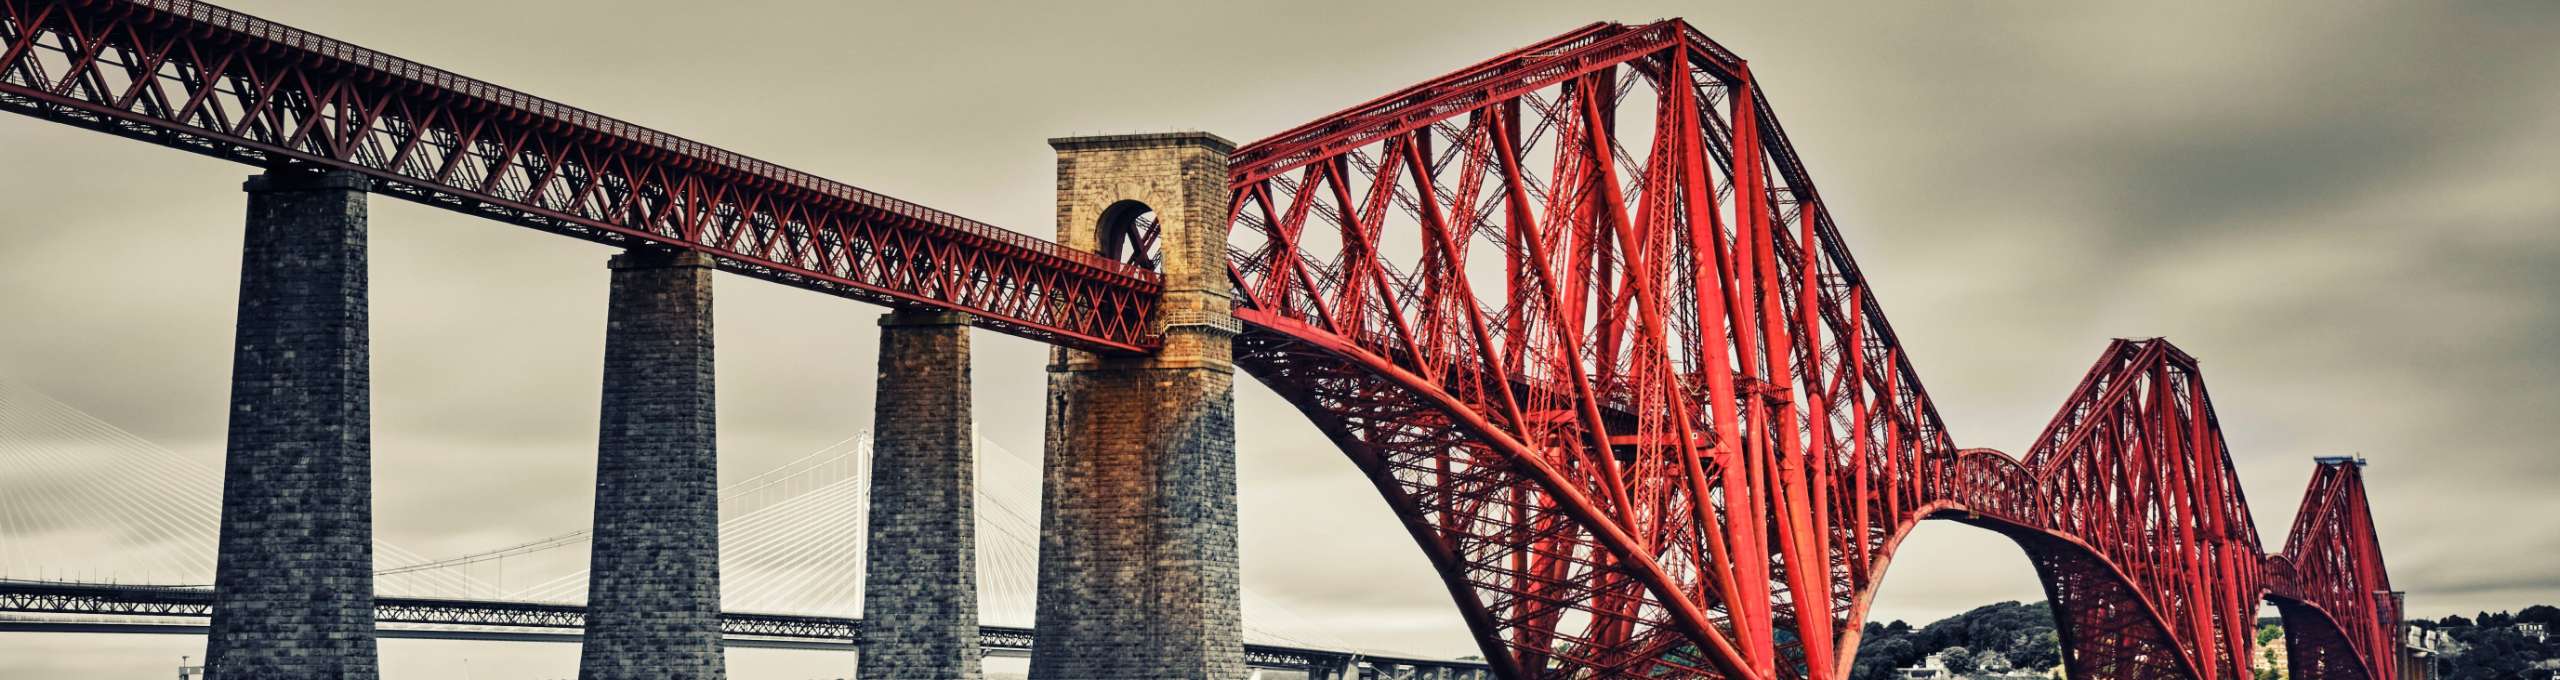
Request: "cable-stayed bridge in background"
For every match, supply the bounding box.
[0,377,1468,675]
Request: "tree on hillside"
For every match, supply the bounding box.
[1943,646,1978,675]
[1854,635,1919,680]
[1973,648,2011,674]
[2443,626,2539,680]
[2008,629,2062,672]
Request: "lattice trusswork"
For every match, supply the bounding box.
[1227,19,1953,679]
[0,2,2402,678]
[2269,462,2399,680]
[0,0,1158,352]
[1224,20,2398,680]
[1992,340,2269,680]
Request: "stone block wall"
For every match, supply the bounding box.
[206,167,379,680]
[861,309,982,679]
[1031,133,1245,680]
[580,248,724,680]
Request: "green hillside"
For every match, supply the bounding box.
[1851,601,2063,680]
[1848,602,2560,680]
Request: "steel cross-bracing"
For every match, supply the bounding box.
[1219,20,2401,680]
[0,0,1158,352]
[0,1,2400,679]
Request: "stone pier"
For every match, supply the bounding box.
[205,167,378,679]
[859,308,982,679]
[1030,133,1242,680]
[580,248,723,680]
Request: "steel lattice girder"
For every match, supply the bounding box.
[0,0,1159,352]
[1224,18,2400,680]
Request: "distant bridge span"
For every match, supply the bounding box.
[0,581,1489,676]
[0,2,2397,680]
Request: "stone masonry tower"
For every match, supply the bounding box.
[1030,133,1243,679]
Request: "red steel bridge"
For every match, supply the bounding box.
[0,1,2399,679]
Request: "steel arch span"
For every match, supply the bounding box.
[1219,20,2400,680]
[0,2,2400,678]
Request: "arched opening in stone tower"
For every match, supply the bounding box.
[1096,199,1160,270]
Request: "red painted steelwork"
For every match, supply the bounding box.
[0,3,2400,678]
[0,0,1159,352]
[1224,20,2399,680]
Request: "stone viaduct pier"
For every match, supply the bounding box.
[200,133,1252,679]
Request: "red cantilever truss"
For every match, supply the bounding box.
[2268,461,2399,680]
[1225,20,2400,680]
[0,0,1159,352]
[0,2,2400,678]
[1939,342,2393,680]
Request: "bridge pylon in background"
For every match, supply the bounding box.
[207,166,379,679]
[580,249,724,679]
[1033,133,1244,680]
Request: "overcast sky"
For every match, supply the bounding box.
[1,1,2554,677]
